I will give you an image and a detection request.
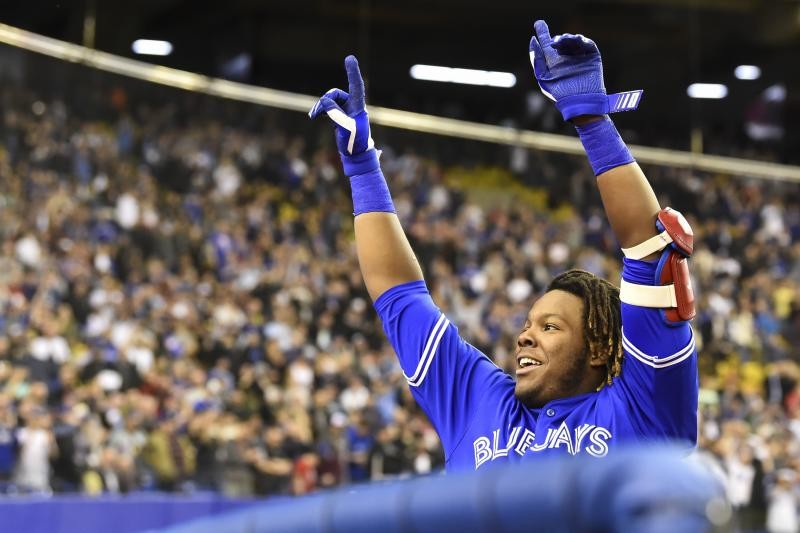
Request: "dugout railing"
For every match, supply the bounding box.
[0,22,798,183]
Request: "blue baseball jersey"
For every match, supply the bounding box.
[374,258,698,471]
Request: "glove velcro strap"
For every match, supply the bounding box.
[607,91,643,113]
[619,279,677,308]
[556,91,644,121]
[556,93,609,121]
[621,231,673,260]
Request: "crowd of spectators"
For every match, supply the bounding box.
[0,75,798,530]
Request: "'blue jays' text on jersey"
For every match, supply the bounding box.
[373,258,698,471]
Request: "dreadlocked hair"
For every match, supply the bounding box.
[546,269,623,386]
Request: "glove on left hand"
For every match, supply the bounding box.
[529,20,643,121]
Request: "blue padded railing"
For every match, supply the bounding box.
[156,446,728,533]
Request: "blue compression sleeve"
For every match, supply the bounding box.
[575,116,634,176]
[342,149,396,216]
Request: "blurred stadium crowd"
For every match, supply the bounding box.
[0,78,798,530]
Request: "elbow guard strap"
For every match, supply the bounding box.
[619,208,696,323]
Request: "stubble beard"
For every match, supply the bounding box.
[514,345,590,409]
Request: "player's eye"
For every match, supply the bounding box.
[543,323,558,331]
[520,321,531,333]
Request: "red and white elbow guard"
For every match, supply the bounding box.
[619,208,696,324]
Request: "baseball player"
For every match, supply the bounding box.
[309,19,698,471]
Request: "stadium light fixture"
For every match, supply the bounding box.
[734,65,761,80]
[131,39,173,56]
[687,83,728,99]
[410,64,516,88]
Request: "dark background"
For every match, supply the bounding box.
[2,0,799,160]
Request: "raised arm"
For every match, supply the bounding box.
[528,21,698,445]
[528,20,660,250]
[354,214,423,301]
[529,20,695,323]
[578,132,660,253]
[309,56,423,301]
[308,59,510,458]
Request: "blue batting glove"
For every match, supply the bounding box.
[309,55,376,164]
[529,20,643,121]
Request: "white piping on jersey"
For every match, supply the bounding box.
[404,313,446,383]
[622,327,696,364]
[407,313,450,387]
[621,328,696,369]
[408,315,449,387]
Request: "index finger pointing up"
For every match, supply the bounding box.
[344,55,365,107]
[534,20,553,49]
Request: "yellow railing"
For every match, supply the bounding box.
[1,22,798,182]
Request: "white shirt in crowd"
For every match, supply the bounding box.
[15,427,53,492]
[726,457,755,508]
[29,335,70,364]
[767,485,799,533]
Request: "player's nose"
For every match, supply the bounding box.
[517,329,537,348]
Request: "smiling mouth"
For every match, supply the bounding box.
[518,357,542,369]
[516,355,544,375]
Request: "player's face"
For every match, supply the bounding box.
[514,290,595,408]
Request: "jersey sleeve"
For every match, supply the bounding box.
[373,280,510,455]
[614,257,698,445]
